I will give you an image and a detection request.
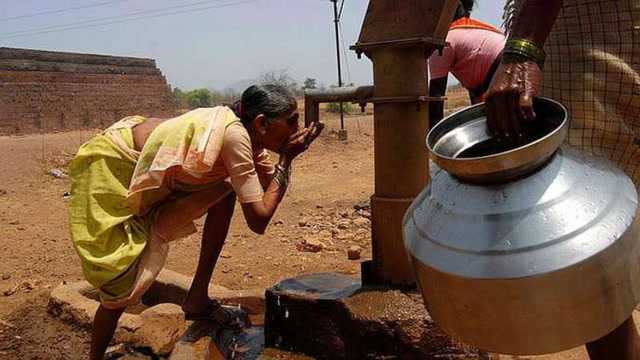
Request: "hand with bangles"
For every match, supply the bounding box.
[485,56,542,145]
[485,0,560,147]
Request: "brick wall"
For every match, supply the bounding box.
[0,47,175,135]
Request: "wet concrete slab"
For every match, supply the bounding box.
[264,273,486,359]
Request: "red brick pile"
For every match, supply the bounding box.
[0,47,175,135]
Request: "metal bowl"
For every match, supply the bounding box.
[427,97,569,183]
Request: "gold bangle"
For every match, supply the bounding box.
[504,38,546,68]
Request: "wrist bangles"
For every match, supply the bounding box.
[503,38,546,68]
[274,163,291,189]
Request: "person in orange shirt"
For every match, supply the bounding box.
[428,0,505,127]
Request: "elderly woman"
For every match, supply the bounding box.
[68,84,323,360]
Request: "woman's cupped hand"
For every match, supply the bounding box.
[280,122,325,159]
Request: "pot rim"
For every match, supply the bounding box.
[427,97,569,183]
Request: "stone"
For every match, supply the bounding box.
[105,343,129,359]
[297,237,325,253]
[48,280,113,329]
[355,228,369,237]
[120,354,153,360]
[1,274,10,280]
[49,168,68,179]
[135,303,187,355]
[353,218,370,227]
[21,280,34,291]
[265,273,484,359]
[353,201,370,211]
[2,284,18,297]
[298,218,310,227]
[347,246,362,260]
[336,219,351,230]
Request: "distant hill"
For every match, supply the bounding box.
[219,78,255,94]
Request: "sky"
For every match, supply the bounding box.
[0,0,504,90]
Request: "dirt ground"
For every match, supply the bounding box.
[0,106,586,359]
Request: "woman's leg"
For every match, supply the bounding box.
[90,305,125,360]
[586,317,640,360]
[183,193,236,313]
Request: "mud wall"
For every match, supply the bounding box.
[0,47,175,135]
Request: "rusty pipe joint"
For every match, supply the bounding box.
[304,86,374,126]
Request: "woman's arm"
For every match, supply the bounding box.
[240,153,292,234]
[234,123,323,234]
[254,150,275,191]
[485,0,563,143]
[509,0,562,45]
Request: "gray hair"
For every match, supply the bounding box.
[235,84,297,126]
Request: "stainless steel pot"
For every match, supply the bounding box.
[403,97,640,355]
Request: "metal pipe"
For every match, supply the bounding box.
[348,0,459,287]
[304,85,374,126]
[366,46,431,286]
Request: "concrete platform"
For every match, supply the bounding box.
[48,269,265,357]
[264,273,486,359]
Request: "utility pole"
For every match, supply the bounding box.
[330,0,347,140]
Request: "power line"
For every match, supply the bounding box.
[2,0,242,37]
[0,1,126,22]
[1,0,256,39]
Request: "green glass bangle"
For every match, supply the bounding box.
[504,38,546,68]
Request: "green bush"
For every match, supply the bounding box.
[173,87,239,110]
[326,102,355,114]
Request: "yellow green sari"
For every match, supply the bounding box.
[68,107,240,308]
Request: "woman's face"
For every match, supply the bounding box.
[254,107,300,153]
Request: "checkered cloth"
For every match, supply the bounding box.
[505,0,640,184]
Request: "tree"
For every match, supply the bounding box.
[259,70,301,96]
[173,87,188,109]
[303,78,318,90]
[186,88,212,108]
